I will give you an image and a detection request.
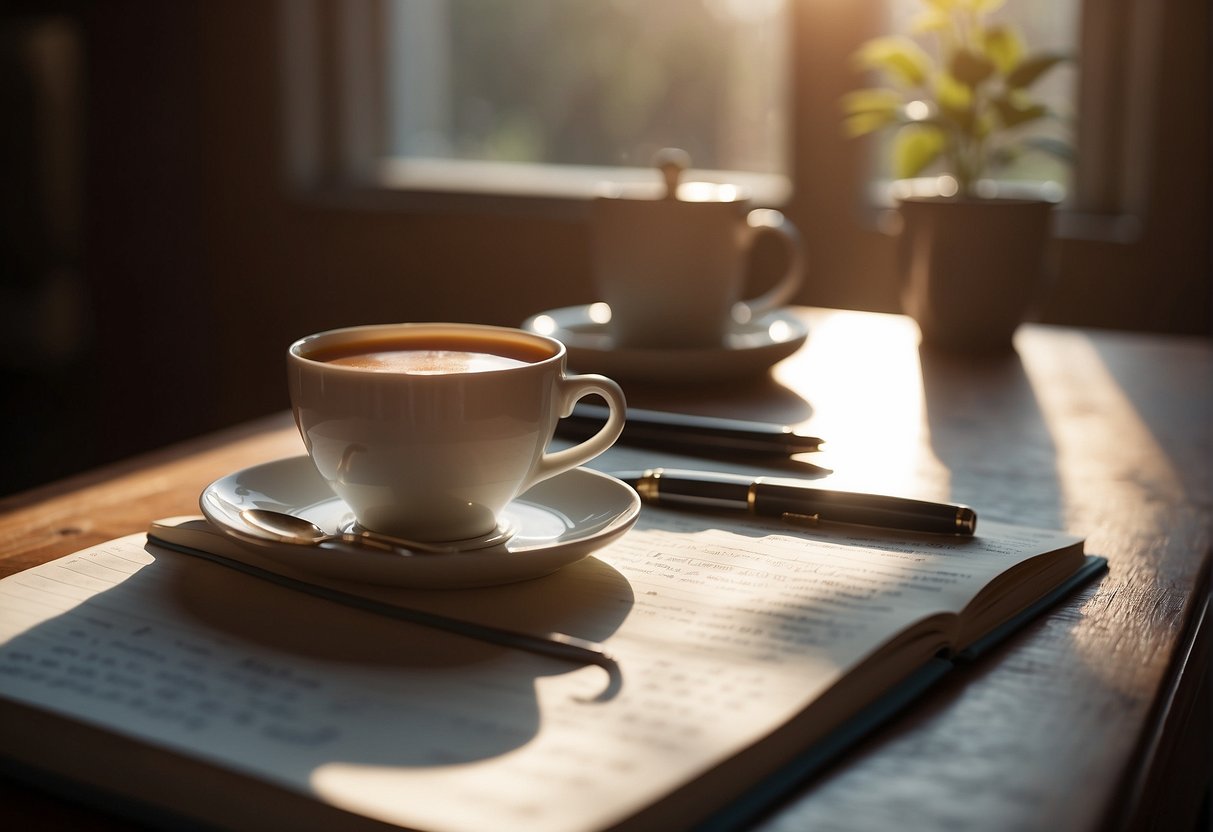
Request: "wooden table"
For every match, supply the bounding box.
[1,307,1209,831]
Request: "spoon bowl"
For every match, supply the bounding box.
[239,508,512,555]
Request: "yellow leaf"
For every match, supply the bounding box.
[983,24,1024,75]
[843,111,899,137]
[853,36,933,87]
[934,72,971,111]
[911,9,952,35]
[929,0,1003,10]
[841,88,903,115]
[893,125,946,179]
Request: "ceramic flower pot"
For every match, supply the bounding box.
[897,196,1053,353]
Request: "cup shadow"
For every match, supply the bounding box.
[596,374,823,476]
[622,372,814,427]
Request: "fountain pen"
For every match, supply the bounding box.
[616,468,977,536]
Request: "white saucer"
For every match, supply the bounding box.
[199,456,640,589]
[522,303,808,383]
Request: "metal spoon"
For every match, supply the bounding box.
[239,508,511,555]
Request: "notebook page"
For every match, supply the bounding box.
[0,514,1079,832]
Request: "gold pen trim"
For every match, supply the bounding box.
[636,468,662,502]
[956,507,977,535]
[780,511,820,528]
[746,479,763,513]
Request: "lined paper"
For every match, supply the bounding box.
[0,513,1080,832]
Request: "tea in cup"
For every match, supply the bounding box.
[288,322,626,542]
[590,149,804,349]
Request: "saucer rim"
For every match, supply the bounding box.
[521,304,808,382]
[199,456,641,588]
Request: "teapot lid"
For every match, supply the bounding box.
[596,148,748,203]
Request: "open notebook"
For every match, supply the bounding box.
[0,507,1104,832]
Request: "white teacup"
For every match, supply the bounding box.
[590,151,804,349]
[288,322,626,542]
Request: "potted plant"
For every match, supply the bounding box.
[842,0,1072,352]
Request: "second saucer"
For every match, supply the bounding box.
[521,303,808,384]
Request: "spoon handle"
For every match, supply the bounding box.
[147,522,619,677]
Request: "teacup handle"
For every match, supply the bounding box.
[735,208,805,324]
[528,374,626,487]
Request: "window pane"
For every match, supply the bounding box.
[386,0,788,175]
[874,0,1080,196]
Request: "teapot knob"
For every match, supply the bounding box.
[653,147,691,199]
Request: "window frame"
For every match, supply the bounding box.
[280,0,793,214]
[278,0,1208,332]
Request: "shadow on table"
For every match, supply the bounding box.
[621,371,815,427]
[917,343,1063,532]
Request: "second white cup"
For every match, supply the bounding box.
[590,153,803,349]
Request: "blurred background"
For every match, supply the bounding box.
[2,0,1208,497]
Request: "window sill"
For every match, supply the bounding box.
[862,179,1144,245]
[296,162,1139,244]
[306,157,792,219]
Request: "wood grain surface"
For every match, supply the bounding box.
[1,308,1208,831]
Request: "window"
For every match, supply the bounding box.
[387,1,786,168]
[371,0,789,202]
[280,0,1209,333]
[291,0,1088,205]
[379,0,1083,205]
